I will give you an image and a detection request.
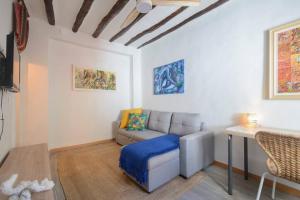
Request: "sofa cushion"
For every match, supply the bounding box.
[118,129,165,141]
[148,149,179,170]
[120,108,142,128]
[133,131,166,141]
[127,113,147,131]
[170,112,202,136]
[142,109,151,128]
[118,128,138,138]
[148,111,172,133]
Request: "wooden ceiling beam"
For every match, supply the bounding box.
[138,0,229,49]
[92,0,130,38]
[109,6,156,42]
[44,0,55,25]
[125,6,187,46]
[72,0,94,33]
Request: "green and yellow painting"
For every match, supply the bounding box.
[73,66,116,90]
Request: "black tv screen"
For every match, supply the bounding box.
[1,32,20,92]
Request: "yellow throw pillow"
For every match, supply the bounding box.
[120,108,142,128]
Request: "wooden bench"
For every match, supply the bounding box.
[0,143,55,200]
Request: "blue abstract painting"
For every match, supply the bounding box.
[154,59,184,95]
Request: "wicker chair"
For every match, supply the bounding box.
[255,131,300,200]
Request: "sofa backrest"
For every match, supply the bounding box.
[148,111,172,133]
[170,112,202,136]
[142,109,151,128]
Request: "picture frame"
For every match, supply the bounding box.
[269,19,300,99]
[153,59,184,95]
[72,65,116,91]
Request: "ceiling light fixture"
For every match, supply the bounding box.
[136,0,152,13]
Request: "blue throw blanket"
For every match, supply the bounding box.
[119,134,179,184]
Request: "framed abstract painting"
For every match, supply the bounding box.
[269,19,300,99]
[73,66,116,91]
[153,59,184,95]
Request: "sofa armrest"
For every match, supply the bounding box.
[112,120,121,138]
[180,131,214,178]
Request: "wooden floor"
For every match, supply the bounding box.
[50,141,298,200]
[180,166,299,200]
[51,141,206,200]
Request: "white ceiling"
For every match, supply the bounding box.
[24,0,218,48]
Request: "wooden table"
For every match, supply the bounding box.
[225,125,299,195]
[0,144,55,200]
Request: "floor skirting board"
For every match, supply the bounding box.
[49,139,115,154]
[212,161,300,197]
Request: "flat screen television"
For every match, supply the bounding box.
[0,32,20,92]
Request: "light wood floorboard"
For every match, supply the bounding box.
[52,141,205,200]
[51,141,298,200]
[50,153,66,200]
[180,165,299,200]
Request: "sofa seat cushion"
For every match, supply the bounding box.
[148,149,179,170]
[148,111,172,133]
[118,129,166,141]
[170,112,202,136]
[133,131,166,141]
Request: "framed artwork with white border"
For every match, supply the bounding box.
[269,19,300,99]
[72,65,116,91]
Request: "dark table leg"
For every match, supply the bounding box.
[244,137,248,180]
[228,134,233,195]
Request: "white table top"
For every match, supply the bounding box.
[225,125,300,139]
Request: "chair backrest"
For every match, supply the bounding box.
[255,131,300,184]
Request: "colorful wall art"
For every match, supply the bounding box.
[73,66,116,91]
[269,19,300,99]
[153,59,184,95]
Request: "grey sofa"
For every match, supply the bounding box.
[113,110,214,178]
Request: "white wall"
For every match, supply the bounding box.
[141,0,300,189]
[0,0,16,162]
[19,18,141,149]
[48,40,132,148]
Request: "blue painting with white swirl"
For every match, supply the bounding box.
[154,59,184,95]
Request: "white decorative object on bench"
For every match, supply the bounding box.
[0,174,54,200]
[0,144,55,200]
